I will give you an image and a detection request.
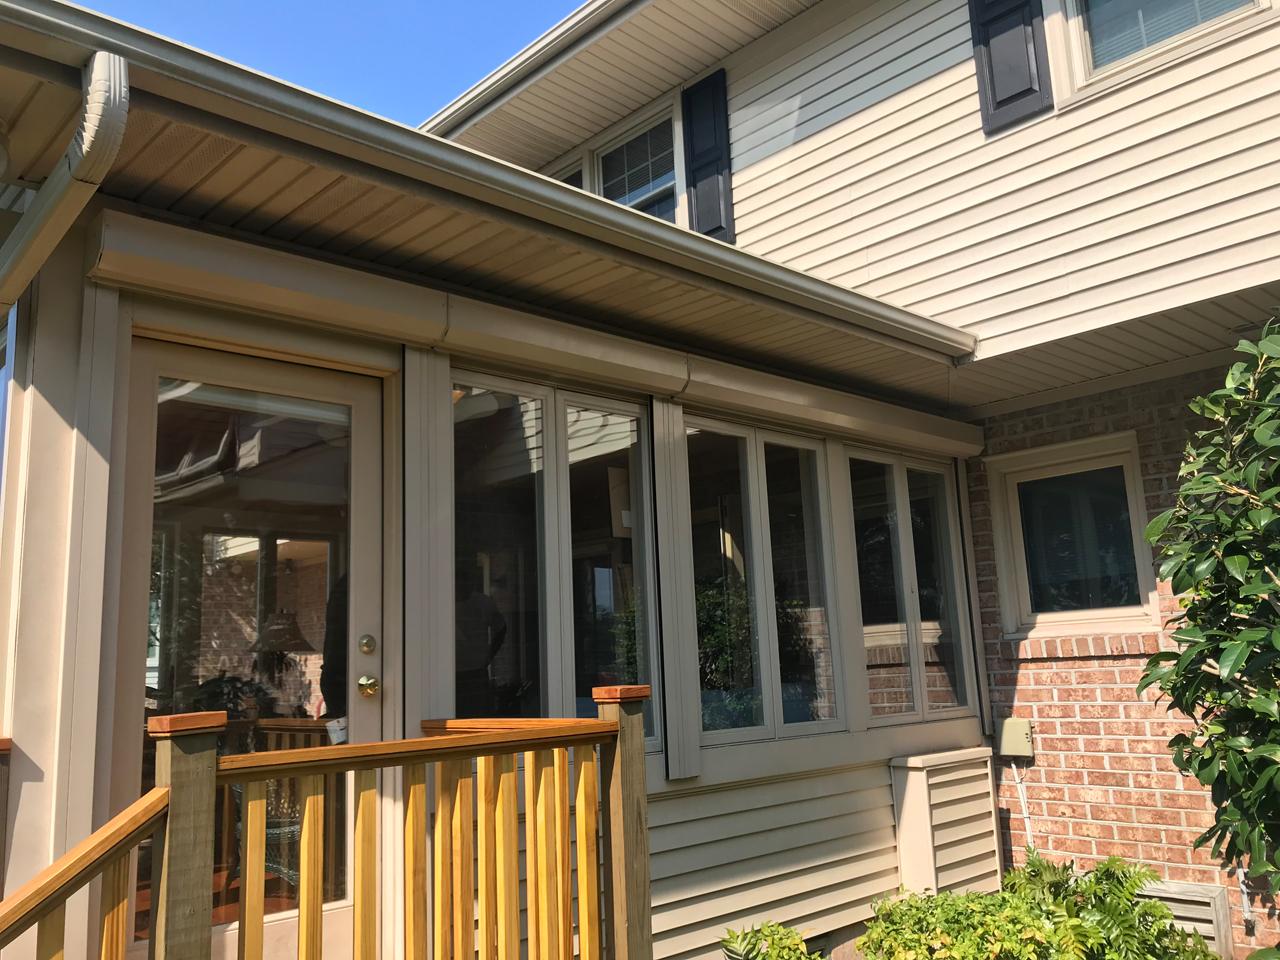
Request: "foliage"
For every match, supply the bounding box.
[856,889,1055,960]
[721,922,822,960]
[1140,318,1280,891]
[856,853,1215,960]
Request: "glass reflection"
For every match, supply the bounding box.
[139,379,351,935]
[453,385,544,718]
[908,470,967,711]
[687,428,763,732]
[849,458,915,718]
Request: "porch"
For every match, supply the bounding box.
[0,688,652,960]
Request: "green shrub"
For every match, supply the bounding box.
[721,922,822,960]
[856,890,1055,960]
[856,852,1215,960]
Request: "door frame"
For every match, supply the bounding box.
[107,331,402,959]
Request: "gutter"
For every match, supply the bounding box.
[0,2,975,361]
[0,50,129,308]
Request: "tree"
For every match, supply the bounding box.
[1141,318,1280,911]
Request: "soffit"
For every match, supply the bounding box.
[422,0,820,170]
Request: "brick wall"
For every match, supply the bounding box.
[968,370,1279,958]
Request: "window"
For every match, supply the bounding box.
[1082,0,1252,66]
[599,119,678,223]
[985,432,1157,637]
[0,307,13,474]
[684,419,841,742]
[451,375,661,742]
[848,453,973,722]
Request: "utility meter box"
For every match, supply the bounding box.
[996,718,1034,758]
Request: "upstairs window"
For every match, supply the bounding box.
[599,119,677,223]
[1082,0,1252,66]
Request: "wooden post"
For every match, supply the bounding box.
[148,711,227,960]
[593,686,652,960]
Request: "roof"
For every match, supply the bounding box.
[421,0,822,170]
[0,0,979,410]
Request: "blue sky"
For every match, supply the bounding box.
[83,1,584,127]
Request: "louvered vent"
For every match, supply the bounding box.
[1138,881,1231,957]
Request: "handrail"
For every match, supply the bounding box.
[216,719,619,782]
[0,785,170,948]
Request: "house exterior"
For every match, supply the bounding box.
[0,0,1274,958]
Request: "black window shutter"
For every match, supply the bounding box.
[968,0,1054,134]
[681,69,736,243]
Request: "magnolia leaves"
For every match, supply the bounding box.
[1141,318,1280,913]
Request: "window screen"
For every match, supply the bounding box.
[1017,465,1141,612]
[1083,0,1250,67]
[600,120,677,223]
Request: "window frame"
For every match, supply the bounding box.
[1042,0,1275,106]
[985,432,1160,639]
[683,414,847,747]
[450,368,665,752]
[846,445,979,728]
[545,92,690,230]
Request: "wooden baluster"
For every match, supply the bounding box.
[354,769,377,960]
[432,762,456,960]
[495,754,519,960]
[449,760,475,960]
[522,752,539,960]
[238,780,267,960]
[573,746,601,960]
[531,751,558,960]
[405,763,429,960]
[298,775,325,960]
[553,749,572,960]
[148,711,227,960]
[99,852,130,960]
[36,902,65,960]
[476,757,498,960]
[594,686,653,960]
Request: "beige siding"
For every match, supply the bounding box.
[650,765,900,959]
[927,759,1001,892]
[725,0,1280,352]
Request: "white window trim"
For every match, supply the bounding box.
[450,368,666,752]
[682,415,849,747]
[985,432,1160,640]
[545,92,690,230]
[1043,0,1277,109]
[848,445,980,729]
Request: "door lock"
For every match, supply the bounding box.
[357,675,381,698]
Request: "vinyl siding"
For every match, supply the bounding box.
[927,759,1001,892]
[724,0,1280,351]
[650,764,900,959]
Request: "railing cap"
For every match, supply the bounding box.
[147,711,228,739]
[592,684,651,704]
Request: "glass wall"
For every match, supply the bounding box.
[452,384,546,718]
[848,458,914,719]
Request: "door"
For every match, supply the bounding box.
[117,339,384,958]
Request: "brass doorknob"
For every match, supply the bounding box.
[357,675,381,698]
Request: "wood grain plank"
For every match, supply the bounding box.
[574,747,601,960]
[297,775,324,960]
[35,903,64,960]
[97,854,129,960]
[495,755,520,960]
[354,769,377,960]
[476,756,498,960]
[405,763,429,960]
[237,780,266,960]
[523,753,540,960]
[532,751,559,960]
[450,761,475,960]
[553,749,572,960]
[433,762,456,960]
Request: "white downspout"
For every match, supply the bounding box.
[0,50,129,307]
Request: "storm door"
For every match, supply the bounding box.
[118,339,384,959]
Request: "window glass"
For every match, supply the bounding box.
[686,428,763,732]
[565,405,653,735]
[908,470,967,711]
[140,379,352,929]
[561,169,584,189]
[849,459,914,718]
[1084,0,1250,68]
[763,444,836,724]
[600,120,677,223]
[0,309,11,484]
[453,385,546,718]
[1017,465,1140,613]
